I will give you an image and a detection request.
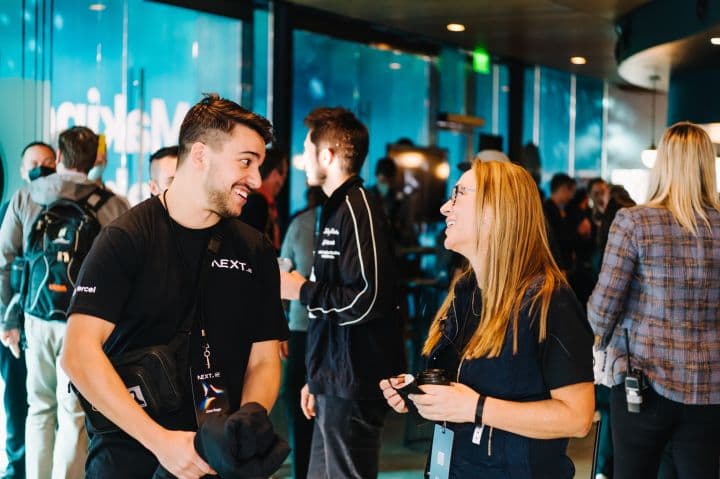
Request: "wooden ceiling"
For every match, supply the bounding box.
[286,0,650,78]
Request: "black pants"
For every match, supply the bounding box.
[281,331,313,479]
[307,395,387,479]
[0,345,27,479]
[610,385,720,479]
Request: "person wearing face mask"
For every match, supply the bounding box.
[380,160,595,478]
[0,128,129,479]
[0,141,57,479]
[239,147,288,252]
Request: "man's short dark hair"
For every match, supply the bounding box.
[550,173,576,193]
[375,157,397,179]
[587,177,606,192]
[149,146,179,174]
[260,147,288,180]
[178,93,273,166]
[58,126,98,173]
[22,141,56,160]
[304,107,369,175]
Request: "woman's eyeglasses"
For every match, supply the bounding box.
[450,185,476,207]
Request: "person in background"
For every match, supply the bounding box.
[381,160,595,478]
[589,122,720,478]
[281,107,405,478]
[543,173,577,275]
[0,141,57,479]
[148,146,178,197]
[0,127,129,479]
[239,147,288,251]
[278,185,326,479]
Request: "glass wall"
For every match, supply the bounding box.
[290,30,431,214]
[521,66,605,193]
[0,0,244,203]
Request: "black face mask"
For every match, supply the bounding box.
[28,166,55,181]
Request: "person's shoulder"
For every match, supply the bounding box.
[104,197,160,234]
[224,218,267,249]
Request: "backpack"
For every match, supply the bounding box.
[22,188,113,321]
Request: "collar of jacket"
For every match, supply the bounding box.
[320,175,364,225]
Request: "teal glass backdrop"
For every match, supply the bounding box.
[290,30,430,214]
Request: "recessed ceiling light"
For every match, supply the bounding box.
[88,3,106,11]
[389,62,401,70]
[446,23,465,32]
[711,37,720,45]
[570,56,587,65]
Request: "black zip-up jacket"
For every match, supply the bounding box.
[300,176,405,400]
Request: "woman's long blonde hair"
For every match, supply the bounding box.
[423,161,566,359]
[646,122,720,234]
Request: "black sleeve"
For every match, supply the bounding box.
[239,194,269,233]
[253,238,289,342]
[67,226,139,325]
[541,286,595,390]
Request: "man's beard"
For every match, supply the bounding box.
[206,181,242,218]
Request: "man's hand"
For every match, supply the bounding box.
[150,430,216,479]
[0,328,21,358]
[300,383,316,419]
[280,271,306,301]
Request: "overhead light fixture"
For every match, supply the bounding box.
[389,62,401,70]
[711,37,720,45]
[641,74,660,169]
[570,56,587,65]
[88,3,106,11]
[446,23,465,32]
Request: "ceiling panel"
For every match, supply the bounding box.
[287,0,650,78]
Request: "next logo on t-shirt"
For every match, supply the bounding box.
[210,258,253,274]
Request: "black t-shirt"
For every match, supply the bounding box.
[69,197,288,428]
[430,281,593,391]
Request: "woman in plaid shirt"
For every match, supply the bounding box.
[589,122,720,478]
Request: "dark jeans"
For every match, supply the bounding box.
[595,385,613,477]
[281,331,313,479]
[0,345,27,479]
[610,385,720,479]
[85,431,159,479]
[308,395,387,479]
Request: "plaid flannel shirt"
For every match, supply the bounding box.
[588,206,720,405]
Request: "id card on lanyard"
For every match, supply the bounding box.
[428,424,453,479]
[190,331,229,425]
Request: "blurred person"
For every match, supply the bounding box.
[366,157,415,247]
[566,188,595,306]
[380,160,594,477]
[19,142,57,183]
[543,173,577,274]
[278,185,326,479]
[280,107,405,478]
[148,146,178,197]
[589,122,720,478]
[239,147,288,251]
[0,141,57,479]
[0,127,129,479]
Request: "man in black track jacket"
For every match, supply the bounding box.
[281,107,405,478]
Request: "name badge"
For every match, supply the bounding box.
[428,424,453,479]
[190,342,229,426]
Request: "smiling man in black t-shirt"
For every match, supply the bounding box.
[60,94,288,479]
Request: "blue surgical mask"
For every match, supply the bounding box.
[87,163,106,182]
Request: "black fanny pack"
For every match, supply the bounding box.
[73,211,223,435]
[75,342,186,434]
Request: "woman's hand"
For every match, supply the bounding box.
[409,382,479,423]
[379,376,408,414]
